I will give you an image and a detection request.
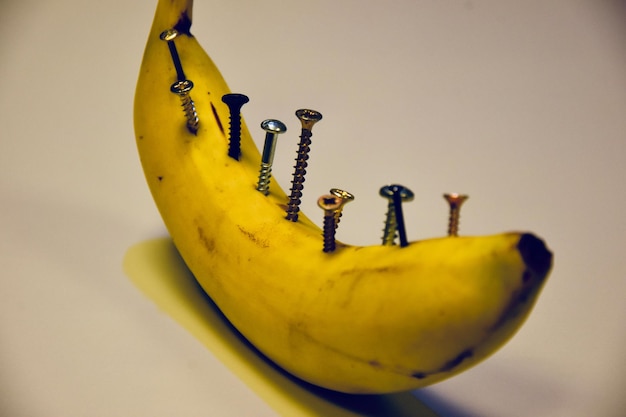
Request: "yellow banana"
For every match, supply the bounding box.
[134,0,553,394]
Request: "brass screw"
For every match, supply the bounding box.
[329,188,355,229]
[318,194,343,253]
[444,193,469,237]
[160,28,199,134]
[256,119,287,195]
[380,185,414,247]
[221,93,250,160]
[285,109,323,222]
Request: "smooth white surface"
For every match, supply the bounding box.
[1,0,625,416]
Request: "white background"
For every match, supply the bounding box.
[1,0,625,416]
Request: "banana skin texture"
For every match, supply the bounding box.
[134,0,553,394]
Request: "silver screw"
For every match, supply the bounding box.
[256,119,287,195]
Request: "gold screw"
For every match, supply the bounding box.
[443,193,469,237]
[285,109,323,222]
[317,194,343,253]
[329,188,355,228]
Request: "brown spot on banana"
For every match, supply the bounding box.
[237,226,270,248]
[197,227,215,252]
[173,9,192,36]
[210,102,225,136]
[411,348,474,379]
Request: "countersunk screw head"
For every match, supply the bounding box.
[222,93,250,108]
[330,188,355,203]
[443,193,468,208]
[318,195,343,212]
[295,109,323,131]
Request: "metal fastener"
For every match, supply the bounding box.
[329,188,355,228]
[256,119,287,195]
[318,194,343,253]
[221,93,250,160]
[285,109,323,222]
[443,193,469,237]
[160,28,199,134]
[380,185,414,247]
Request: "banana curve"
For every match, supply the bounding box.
[134,0,553,394]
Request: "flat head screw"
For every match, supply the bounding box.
[256,119,287,195]
[380,185,414,247]
[221,93,250,161]
[317,195,343,253]
[444,193,469,237]
[285,109,323,222]
[329,188,355,229]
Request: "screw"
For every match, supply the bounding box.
[221,93,250,160]
[256,119,287,195]
[444,193,469,237]
[318,194,343,253]
[380,185,414,247]
[160,29,199,134]
[160,29,186,81]
[170,80,199,134]
[329,188,355,228]
[285,109,323,222]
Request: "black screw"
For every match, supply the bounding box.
[221,93,249,160]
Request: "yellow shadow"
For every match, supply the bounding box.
[124,238,439,417]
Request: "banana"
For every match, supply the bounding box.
[134,0,553,394]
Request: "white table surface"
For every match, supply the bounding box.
[1,1,625,416]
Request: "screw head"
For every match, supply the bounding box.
[379,184,414,202]
[330,188,355,203]
[317,195,343,212]
[159,29,179,41]
[261,119,287,134]
[295,109,323,130]
[222,93,250,108]
[444,193,469,208]
[170,79,194,94]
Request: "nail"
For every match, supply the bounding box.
[256,119,287,195]
[221,93,250,160]
[380,185,414,247]
[318,194,343,253]
[329,188,355,229]
[160,29,199,134]
[443,193,469,237]
[285,109,323,222]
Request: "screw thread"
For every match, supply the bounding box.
[256,162,272,195]
[322,214,337,252]
[381,203,398,245]
[448,210,460,237]
[285,131,313,221]
[179,93,199,134]
[227,113,242,160]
